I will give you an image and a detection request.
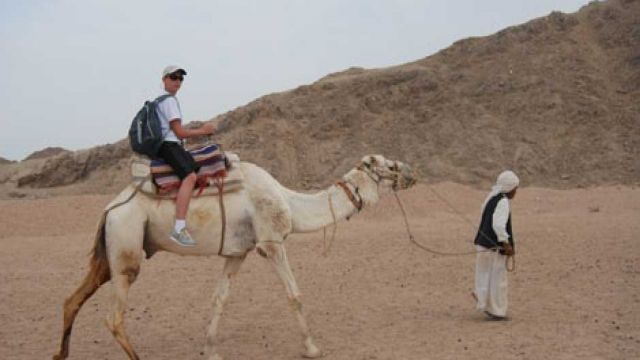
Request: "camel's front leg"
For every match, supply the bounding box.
[257,242,322,358]
[205,255,246,360]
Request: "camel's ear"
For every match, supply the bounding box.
[361,155,372,168]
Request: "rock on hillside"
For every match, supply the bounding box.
[0,157,14,165]
[23,147,71,161]
[4,0,639,197]
[16,140,130,189]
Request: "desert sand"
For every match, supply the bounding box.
[0,183,638,359]
[1,2,637,359]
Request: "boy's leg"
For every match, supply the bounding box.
[176,172,197,220]
[170,172,198,246]
[157,142,200,247]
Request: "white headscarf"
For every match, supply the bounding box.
[482,170,520,208]
[495,170,519,193]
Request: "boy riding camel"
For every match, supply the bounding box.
[155,65,215,246]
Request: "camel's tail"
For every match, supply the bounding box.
[53,212,111,360]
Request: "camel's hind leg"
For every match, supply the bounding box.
[205,255,246,360]
[103,217,145,360]
[53,214,111,360]
[103,249,143,359]
[258,242,322,358]
[53,261,110,360]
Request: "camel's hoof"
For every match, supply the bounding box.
[302,347,322,358]
[52,354,66,360]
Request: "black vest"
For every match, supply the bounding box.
[474,193,514,252]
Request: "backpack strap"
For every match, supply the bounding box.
[154,94,180,118]
[153,94,182,144]
[154,94,173,104]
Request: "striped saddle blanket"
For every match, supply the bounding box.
[150,144,228,194]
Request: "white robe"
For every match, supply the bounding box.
[474,245,508,317]
[474,187,512,317]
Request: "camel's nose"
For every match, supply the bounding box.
[405,175,417,187]
[401,166,417,188]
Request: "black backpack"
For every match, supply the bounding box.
[128,94,173,158]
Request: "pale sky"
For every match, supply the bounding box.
[1,0,589,161]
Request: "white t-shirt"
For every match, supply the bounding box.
[155,93,182,143]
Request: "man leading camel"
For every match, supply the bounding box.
[473,170,519,320]
[156,65,215,246]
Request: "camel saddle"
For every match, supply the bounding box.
[130,144,243,199]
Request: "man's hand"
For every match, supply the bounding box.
[502,243,514,256]
[200,123,215,136]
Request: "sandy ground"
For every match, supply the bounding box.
[0,183,638,360]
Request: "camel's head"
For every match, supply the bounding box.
[358,155,416,191]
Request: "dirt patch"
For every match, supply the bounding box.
[0,183,638,359]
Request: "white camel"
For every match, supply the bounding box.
[53,154,416,360]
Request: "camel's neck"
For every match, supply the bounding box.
[281,186,356,233]
[280,170,380,233]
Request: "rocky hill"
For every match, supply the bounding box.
[1,0,638,198]
[0,157,14,165]
[23,147,71,161]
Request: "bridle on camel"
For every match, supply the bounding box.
[357,160,404,191]
[322,178,361,256]
[335,180,363,213]
[322,160,403,256]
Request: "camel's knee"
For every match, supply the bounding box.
[105,316,115,333]
[256,241,281,259]
[212,291,229,311]
[255,242,269,258]
[62,296,80,319]
[105,312,122,333]
[289,296,303,312]
[121,265,140,284]
[114,250,142,283]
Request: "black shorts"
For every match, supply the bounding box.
[157,142,200,179]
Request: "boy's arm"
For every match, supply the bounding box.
[169,120,215,139]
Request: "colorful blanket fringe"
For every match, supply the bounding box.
[150,144,227,194]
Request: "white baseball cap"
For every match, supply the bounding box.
[162,65,187,78]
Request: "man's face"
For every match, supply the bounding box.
[507,187,517,199]
[163,72,184,94]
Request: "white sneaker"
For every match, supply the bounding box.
[169,228,196,247]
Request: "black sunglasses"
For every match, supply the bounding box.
[168,74,184,81]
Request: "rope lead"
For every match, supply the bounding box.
[392,190,515,272]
